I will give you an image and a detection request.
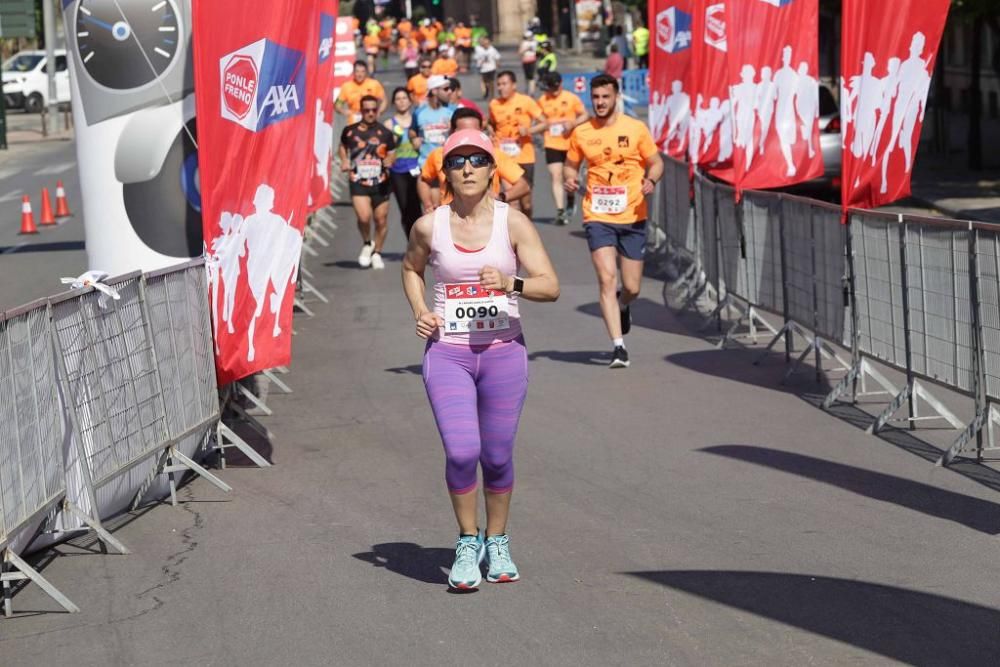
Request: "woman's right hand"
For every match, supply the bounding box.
[416,311,444,339]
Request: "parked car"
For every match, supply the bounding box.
[816,83,842,190]
[2,50,71,113]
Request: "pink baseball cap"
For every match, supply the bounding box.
[443,129,495,160]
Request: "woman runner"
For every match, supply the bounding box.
[402,129,560,590]
[385,87,422,238]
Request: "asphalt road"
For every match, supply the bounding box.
[2,59,1000,666]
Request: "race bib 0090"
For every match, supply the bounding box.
[442,283,510,334]
[499,139,522,157]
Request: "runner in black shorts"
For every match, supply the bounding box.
[340,95,397,270]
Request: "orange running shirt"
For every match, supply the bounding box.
[398,20,412,37]
[454,27,472,48]
[431,57,459,77]
[363,33,380,55]
[422,147,525,203]
[539,90,586,151]
[488,93,543,165]
[406,73,428,105]
[566,115,658,224]
[337,78,386,120]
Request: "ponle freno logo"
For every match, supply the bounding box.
[219,38,306,132]
[705,3,727,52]
[655,7,692,54]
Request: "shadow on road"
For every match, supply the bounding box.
[0,241,85,254]
[626,570,1000,666]
[352,542,455,586]
[664,348,833,395]
[384,363,422,375]
[700,445,1000,534]
[529,349,609,366]
[577,297,693,337]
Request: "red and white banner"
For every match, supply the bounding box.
[726,0,823,193]
[841,0,949,210]
[193,0,320,384]
[332,16,357,105]
[648,0,694,157]
[309,1,338,212]
[689,0,733,180]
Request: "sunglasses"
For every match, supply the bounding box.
[443,153,494,170]
[362,107,379,114]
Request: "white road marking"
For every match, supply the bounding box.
[0,190,22,203]
[152,1,167,10]
[2,242,28,255]
[34,163,75,176]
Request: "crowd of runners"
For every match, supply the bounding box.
[333,11,660,590]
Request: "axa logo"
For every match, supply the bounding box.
[319,14,334,63]
[655,7,692,55]
[220,38,306,132]
[705,3,727,52]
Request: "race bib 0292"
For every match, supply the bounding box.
[442,283,510,334]
[499,139,522,157]
[591,185,628,214]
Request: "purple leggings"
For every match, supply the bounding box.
[422,337,528,494]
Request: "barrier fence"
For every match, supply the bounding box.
[652,155,1000,466]
[0,259,251,617]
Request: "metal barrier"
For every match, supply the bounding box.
[0,260,252,616]
[656,154,998,464]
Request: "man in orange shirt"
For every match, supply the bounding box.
[336,61,387,123]
[431,47,459,77]
[489,71,547,219]
[564,74,663,369]
[453,22,473,73]
[537,71,589,225]
[419,108,530,212]
[406,58,433,106]
[398,18,413,39]
[362,31,380,72]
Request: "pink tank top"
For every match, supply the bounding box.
[431,202,522,345]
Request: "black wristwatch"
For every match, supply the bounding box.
[498,191,508,203]
[509,277,524,296]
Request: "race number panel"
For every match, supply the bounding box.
[443,283,510,334]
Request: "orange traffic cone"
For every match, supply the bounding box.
[39,187,56,226]
[55,180,72,218]
[19,195,38,235]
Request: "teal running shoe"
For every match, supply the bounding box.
[485,534,520,583]
[448,532,485,590]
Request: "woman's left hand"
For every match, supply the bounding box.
[479,266,510,292]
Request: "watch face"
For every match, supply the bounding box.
[75,0,181,90]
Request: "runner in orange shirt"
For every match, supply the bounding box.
[398,18,413,39]
[419,108,530,212]
[431,47,459,77]
[407,57,433,106]
[362,32,380,72]
[488,71,547,219]
[537,71,589,225]
[564,74,663,369]
[453,22,473,73]
[336,61,388,123]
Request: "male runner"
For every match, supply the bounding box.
[564,74,663,368]
[336,61,387,123]
[537,71,588,225]
[418,107,530,212]
[489,71,546,219]
[411,75,457,169]
[407,58,433,105]
[340,96,397,270]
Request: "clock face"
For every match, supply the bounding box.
[75,0,181,90]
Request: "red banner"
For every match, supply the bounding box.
[689,0,733,180]
[841,0,950,210]
[309,1,338,212]
[649,0,694,157]
[194,0,320,384]
[726,0,823,193]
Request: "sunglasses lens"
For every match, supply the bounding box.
[469,155,492,168]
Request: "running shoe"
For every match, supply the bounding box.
[555,209,569,226]
[448,532,485,590]
[485,534,520,583]
[358,242,374,268]
[609,346,630,369]
[370,252,385,270]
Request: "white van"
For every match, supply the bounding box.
[2,49,71,113]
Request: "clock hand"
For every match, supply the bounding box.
[81,14,117,32]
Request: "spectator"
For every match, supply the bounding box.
[633,19,650,70]
[610,25,630,70]
[604,43,624,81]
